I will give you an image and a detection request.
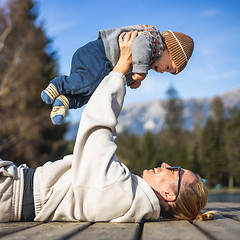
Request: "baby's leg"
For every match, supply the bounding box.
[41,40,111,105]
[64,43,112,96]
[50,94,91,125]
[41,83,60,104]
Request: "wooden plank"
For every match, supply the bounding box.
[0,222,41,238]
[141,221,209,240]
[0,222,91,240]
[205,202,240,221]
[209,202,240,209]
[193,214,240,240]
[68,223,141,240]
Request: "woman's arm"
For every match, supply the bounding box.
[71,31,138,185]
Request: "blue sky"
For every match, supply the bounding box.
[36,0,240,122]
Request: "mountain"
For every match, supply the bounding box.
[117,87,240,135]
[65,87,240,141]
[116,98,210,135]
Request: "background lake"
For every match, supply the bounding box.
[208,192,240,202]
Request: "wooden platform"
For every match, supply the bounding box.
[0,202,239,240]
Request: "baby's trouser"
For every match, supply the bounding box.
[50,39,112,109]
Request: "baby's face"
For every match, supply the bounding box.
[152,49,176,74]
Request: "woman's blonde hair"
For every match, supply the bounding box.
[160,174,215,221]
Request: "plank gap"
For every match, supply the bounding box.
[192,222,218,240]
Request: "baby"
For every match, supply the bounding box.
[41,24,194,125]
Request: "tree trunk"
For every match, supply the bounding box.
[228,174,234,188]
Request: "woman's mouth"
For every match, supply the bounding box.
[154,167,161,174]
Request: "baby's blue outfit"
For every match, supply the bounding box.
[45,24,163,110]
[50,39,112,109]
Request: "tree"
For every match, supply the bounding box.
[159,85,189,167]
[139,131,160,172]
[0,0,70,168]
[200,97,227,186]
[163,85,184,135]
[115,128,142,175]
[191,100,204,174]
[225,107,240,187]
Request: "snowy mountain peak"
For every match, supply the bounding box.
[65,87,240,140]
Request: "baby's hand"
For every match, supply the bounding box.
[130,73,146,89]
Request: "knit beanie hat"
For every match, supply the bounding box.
[161,31,194,74]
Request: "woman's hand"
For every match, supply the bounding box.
[112,31,138,75]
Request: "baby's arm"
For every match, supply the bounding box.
[129,34,150,89]
[130,25,162,89]
[113,31,138,75]
[130,73,146,89]
[130,31,147,89]
[131,33,152,74]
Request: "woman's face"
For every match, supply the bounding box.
[141,162,196,199]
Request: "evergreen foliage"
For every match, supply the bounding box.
[116,87,240,188]
[0,0,71,168]
[225,107,240,187]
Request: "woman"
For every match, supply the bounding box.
[0,31,214,223]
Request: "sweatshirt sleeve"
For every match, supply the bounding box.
[131,25,163,73]
[71,72,127,187]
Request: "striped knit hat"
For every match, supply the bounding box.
[161,30,194,74]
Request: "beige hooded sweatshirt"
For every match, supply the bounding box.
[0,72,160,222]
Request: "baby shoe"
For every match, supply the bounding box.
[50,95,69,125]
[41,83,59,104]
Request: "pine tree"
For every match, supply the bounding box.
[115,129,142,175]
[225,107,240,187]
[200,97,227,186]
[163,85,184,135]
[0,0,70,167]
[160,85,189,167]
[139,131,160,172]
[191,100,204,174]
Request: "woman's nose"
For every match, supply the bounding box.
[161,162,171,169]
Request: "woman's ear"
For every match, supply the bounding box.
[160,191,176,202]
